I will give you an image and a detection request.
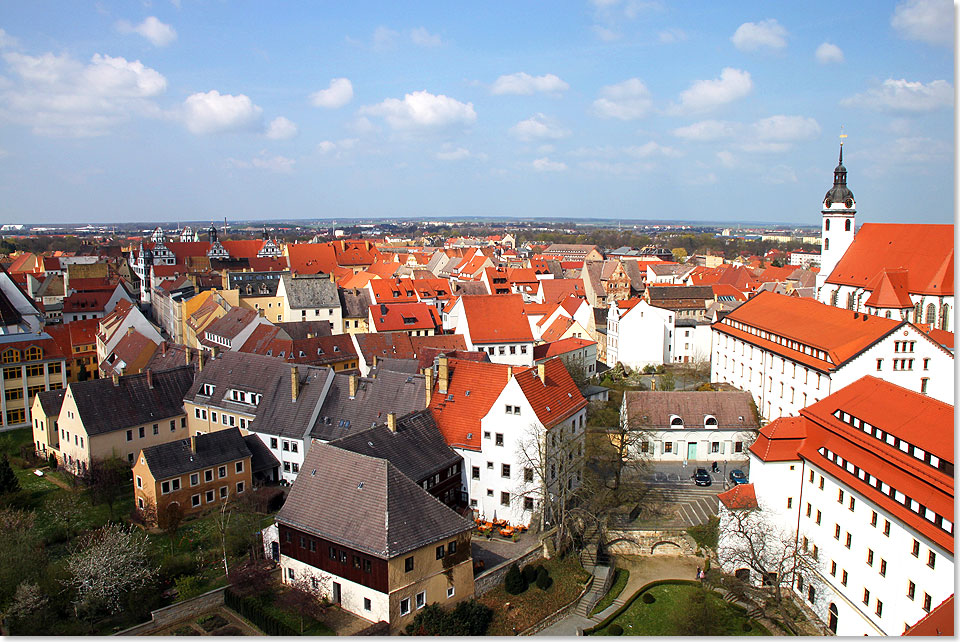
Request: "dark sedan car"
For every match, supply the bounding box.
[693,468,712,486]
[729,469,748,485]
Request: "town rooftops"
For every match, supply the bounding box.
[718,483,758,510]
[623,390,758,430]
[428,359,512,451]
[202,307,260,342]
[514,358,587,429]
[280,274,339,309]
[533,337,597,362]
[141,427,261,481]
[311,369,426,442]
[748,416,807,462]
[460,294,533,343]
[70,365,194,436]
[368,302,441,333]
[277,442,473,559]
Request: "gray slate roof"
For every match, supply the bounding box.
[277,442,473,559]
[339,288,373,318]
[281,274,340,309]
[623,390,758,431]
[275,320,333,339]
[330,410,460,485]
[647,285,714,301]
[311,369,426,441]
[142,427,263,481]
[227,271,285,297]
[71,366,194,436]
[247,365,334,439]
[37,388,65,417]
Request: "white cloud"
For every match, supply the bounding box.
[751,115,820,141]
[672,119,738,141]
[436,146,487,161]
[509,113,570,141]
[592,78,653,120]
[887,136,952,163]
[675,67,752,114]
[359,90,477,130]
[591,25,621,41]
[580,160,657,176]
[490,72,569,95]
[0,28,18,49]
[658,28,687,43]
[0,51,166,136]
[841,78,953,112]
[815,42,844,64]
[309,78,354,109]
[181,90,263,134]
[762,164,798,184]
[738,141,791,153]
[716,151,736,168]
[532,157,567,172]
[265,116,297,140]
[410,27,442,47]
[623,141,681,158]
[731,19,787,52]
[227,151,295,173]
[373,26,399,50]
[116,16,177,47]
[891,0,954,47]
[316,138,359,156]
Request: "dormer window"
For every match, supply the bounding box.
[704,415,718,429]
[201,384,215,396]
[669,415,684,429]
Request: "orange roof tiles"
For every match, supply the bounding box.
[367,260,401,279]
[864,268,914,309]
[718,483,758,509]
[286,243,339,275]
[826,223,954,296]
[369,278,419,303]
[716,291,902,370]
[905,595,953,636]
[540,316,574,342]
[539,278,586,303]
[748,416,807,462]
[62,290,113,313]
[515,358,587,428]
[533,337,596,361]
[369,302,441,333]
[460,294,533,343]
[221,239,266,259]
[429,359,513,451]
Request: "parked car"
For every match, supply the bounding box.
[729,469,748,485]
[693,468,712,486]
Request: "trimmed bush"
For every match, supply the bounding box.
[224,589,297,637]
[642,592,656,604]
[609,624,623,635]
[174,575,204,601]
[535,567,553,590]
[504,563,527,595]
[522,564,538,584]
[406,600,493,636]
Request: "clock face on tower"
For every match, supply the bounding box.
[845,198,853,208]
[825,199,832,208]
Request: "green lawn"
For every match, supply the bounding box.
[590,568,629,616]
[590,582,769,636]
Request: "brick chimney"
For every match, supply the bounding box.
[387,412,397,433]
[190,434,199,453]
[538,362,546,384]
[424,368,433,406]
[507,366,513,382]
[146,369,153,389]
[291,366,300,402]
[112,373,119,386]
[349,374,358,398]
[127,326,134,336]
[160,341,167,356]
[438,355,449,395]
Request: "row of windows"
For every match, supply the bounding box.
[194,406,250,429]
[127,418,183,441]
[482,344,528,356]
[1,347,44,363]
[148,461,243,494]
[721,322,830,364]
[138,482,244,510]
[3,362,61,379]
[830,410,951,477]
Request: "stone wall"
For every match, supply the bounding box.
[114,586,228,636]
[474,546,545,596]
[519,574,595,636]
[605,529,697,556]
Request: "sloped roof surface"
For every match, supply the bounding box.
[142,428,253,481]
[749,416,807,462]
[428,359,512,451]
[624,390,758,430]
[539,279,586,303]
[461,294,533,343]
[863,268,914,309]
[281,274,339,309]
[905,595,954,636]
[533,337,596,361]
[826,223,954,295]
[514,358,587,428]
[312,369,426,441]
[718,483,758,509]
[277,442,473,559]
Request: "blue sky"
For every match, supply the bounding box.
[0,1,953,226]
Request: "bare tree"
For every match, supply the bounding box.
[718,505,820,618]
[280,572,330,633]
[227,559,276,598]
[213,498,232,576]
[161,501,185,554]
[84,457,128,520]
[65,523,157,616]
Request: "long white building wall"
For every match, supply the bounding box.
[280,554,383,624]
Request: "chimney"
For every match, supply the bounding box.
[112,373,119,386]
[198,351,204,372]
[160,341,167,356]
[329,272,335,283]
[146,369,154,389]
[190,435,199,453]
[507,366,513,381]
[372,355,378,369]
[258,307,265,317]
[538,362,546,385]
[424,368,433,406]
[291,366,300,402]
[127,326,134,336]
[185,347,191,366]
[349,374,358,399]
[387,412,397,433]
[438,355,449,395]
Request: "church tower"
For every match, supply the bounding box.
[817,143,856,292]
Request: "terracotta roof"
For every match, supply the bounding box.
[748,416,807,462]
[101,330,159,376]
[366,260,401,279]
[539,279,586,303]
[332,240,381,267]
[369,278,419,303]
[151,264,188,278]
[410,334,468,356]
[624,390,758,431]
[428,359,513,451]
[369,302,441,333]
[711,284,748,301]
[825,223,954,296]
[286,243,339,275]
[864,268,914,309]
[515,358,587,428]
[715,291,902,370]
[277,442,473,559]
[533,337,596,361]
[460,294,533,343]
[62,290,113,313]
[354,332,416,362]
[905,595,954,636]
[915,324,954,350]
[339,271,376,290]
[718,483,758,509]
[540,316,574,343]
[203,307,260,341]
[221,239,267,259]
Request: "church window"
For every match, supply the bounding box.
[925,304,937,325]
[941,305,950,331]
[830,290,838,307]
[844,219,851,231]
[825,219,830,231]
[824,239,829,251]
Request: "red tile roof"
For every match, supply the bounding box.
[826,223,954,296]
[864,268,914,309]
[429,359,513,451]
[711,283,748,301]
[539,278,586,303]
[332,240,381,267]
[715,291,902,370]
[718,483,758,509]
[540,316,575,342]
[164,241,213,260]
[366,260,401,279]
[748,416,807,462]
[247,256,288,272]
[915,324,954,350]
[151,264,188,278]
[220,239,266,259]
[62,290,113,313]
[369,302,441,333]
[515,358,587,428]
[286,243,339,275]
[533,337,597,361]
[905,595,954,636]
[369,278,419,303]
[460,294,533,343]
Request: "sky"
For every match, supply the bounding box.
[0,1,954,226]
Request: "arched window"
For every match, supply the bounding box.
[704,415,718,428]
[884,310,891,319]
[824,238,830,251]
[844,219,851,231]
[825,219,830,231]
[25,346,42,361]
[926,303,937,324]
[941,304,950,330]
[2,349,19,364]
[914,303,922,322]
[828,603,838,633]
[669,415,684,429]
[830,290,838,307]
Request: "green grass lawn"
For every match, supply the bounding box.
[590,582,769,636]
[589,568,629,616]
[477,553,591,635]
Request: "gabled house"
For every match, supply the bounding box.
[449,294,534,366]
[368,302,441,336]
[200,306,272,352]
[96,299,163,365]
[276,442,475,632]
[277,274,343,333]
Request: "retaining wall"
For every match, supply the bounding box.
[474,546,545,596]
[113,586,228,636]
